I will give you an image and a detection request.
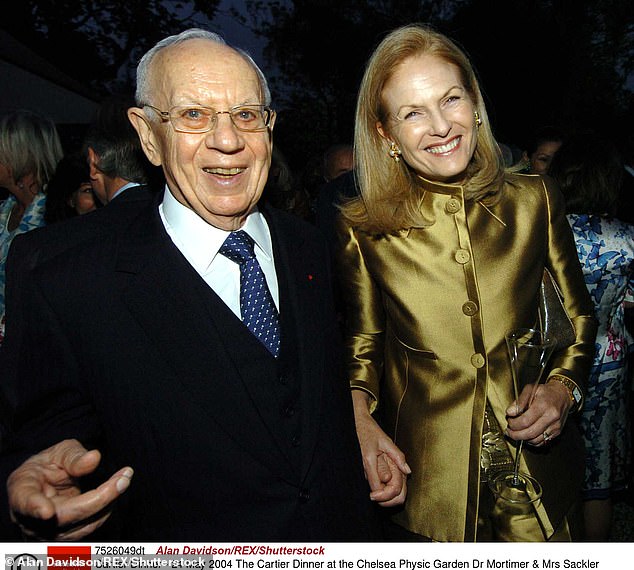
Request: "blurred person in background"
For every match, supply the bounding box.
[44,150,97,223]
[83,94,161,205]
[262,146,311,219]
[315,143,357,248]
[0,109,63,343]
[549,132,634,541]
[520,125,564,175]
[323,143,354,183]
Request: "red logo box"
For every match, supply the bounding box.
[47,546,92,569]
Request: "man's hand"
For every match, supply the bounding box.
[7,439,133,540]
[351,390,410,507]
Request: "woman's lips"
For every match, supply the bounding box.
[425,136,461,155]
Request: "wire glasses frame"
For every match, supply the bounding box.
[143,104,274,133]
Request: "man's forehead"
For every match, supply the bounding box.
[153,40,260,96]
[158,39,249,74]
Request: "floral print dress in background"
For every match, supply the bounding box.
[568,213,634,499]
[0,192,47,344]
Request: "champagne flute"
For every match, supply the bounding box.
[488,327,556,505]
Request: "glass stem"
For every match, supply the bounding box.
[512,439,525,486]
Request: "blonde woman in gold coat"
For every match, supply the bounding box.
[336,24,597,542]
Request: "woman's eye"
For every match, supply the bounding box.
[404,110,423,121]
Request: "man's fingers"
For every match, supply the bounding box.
[376,453,392,483]
[369,455,407,504]
[370,468,407,505]
[7,439,99,514]
[376,479,407,508]
[7,468,59,520]
[10,464,133,524]
[54,467,133,526]
[64,449,102,477]
[15,507,113,542]
[54,471,133,540]
[10,466,133,541]
[41,439,100,478]
[55,514,112,541]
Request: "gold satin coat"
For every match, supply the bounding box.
[335,173,597,542]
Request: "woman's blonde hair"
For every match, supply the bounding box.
[342,24,504,234]
[0,110,63,190]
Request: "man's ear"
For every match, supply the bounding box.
[86,147,107,205]
[267,110,276,142]
[127,107,163,166]
[87,147,100,178]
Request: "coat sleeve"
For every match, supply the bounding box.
[334,216,386,412]
[1,235,101,455]
[541,177,598,393]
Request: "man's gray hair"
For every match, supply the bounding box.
[135,28,271,107]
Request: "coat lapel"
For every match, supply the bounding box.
[263,207,325,479]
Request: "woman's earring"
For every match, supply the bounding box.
[388,141,402,162]
[474,110,482,127]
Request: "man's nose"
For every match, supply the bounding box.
[206,112,244,151]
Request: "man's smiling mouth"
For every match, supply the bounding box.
[203,167,245,176]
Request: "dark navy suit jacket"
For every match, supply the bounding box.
[0,188,379,541]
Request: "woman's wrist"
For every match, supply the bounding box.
[546,374,583,413]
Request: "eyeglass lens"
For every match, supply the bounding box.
[172,106,269,132]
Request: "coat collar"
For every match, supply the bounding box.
[415,174,508,229]
[417,174,465,196]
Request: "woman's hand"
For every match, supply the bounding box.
[351,390,411,506]
[505,381,572,446]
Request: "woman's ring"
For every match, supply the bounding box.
[543,430,552,442]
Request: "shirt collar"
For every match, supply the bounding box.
[160,185,272,272]
[110,182,138,201]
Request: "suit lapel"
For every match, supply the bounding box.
[263,207,324,479]
[114,198,295,481]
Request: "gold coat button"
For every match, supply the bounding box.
[471,353,486,368]
[462,301,478,316]
[445,197,461,214]
[454,249,470,264]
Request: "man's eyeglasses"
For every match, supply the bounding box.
[143,104,274,133]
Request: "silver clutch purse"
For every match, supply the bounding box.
[538,268,576,351]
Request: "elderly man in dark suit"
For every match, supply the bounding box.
[0,29,384,541]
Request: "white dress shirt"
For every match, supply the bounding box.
[110,182,139,202]
[158,186,279,320]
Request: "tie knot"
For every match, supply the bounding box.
[219,230,256,265]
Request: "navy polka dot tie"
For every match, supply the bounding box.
[219,230,281,357]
